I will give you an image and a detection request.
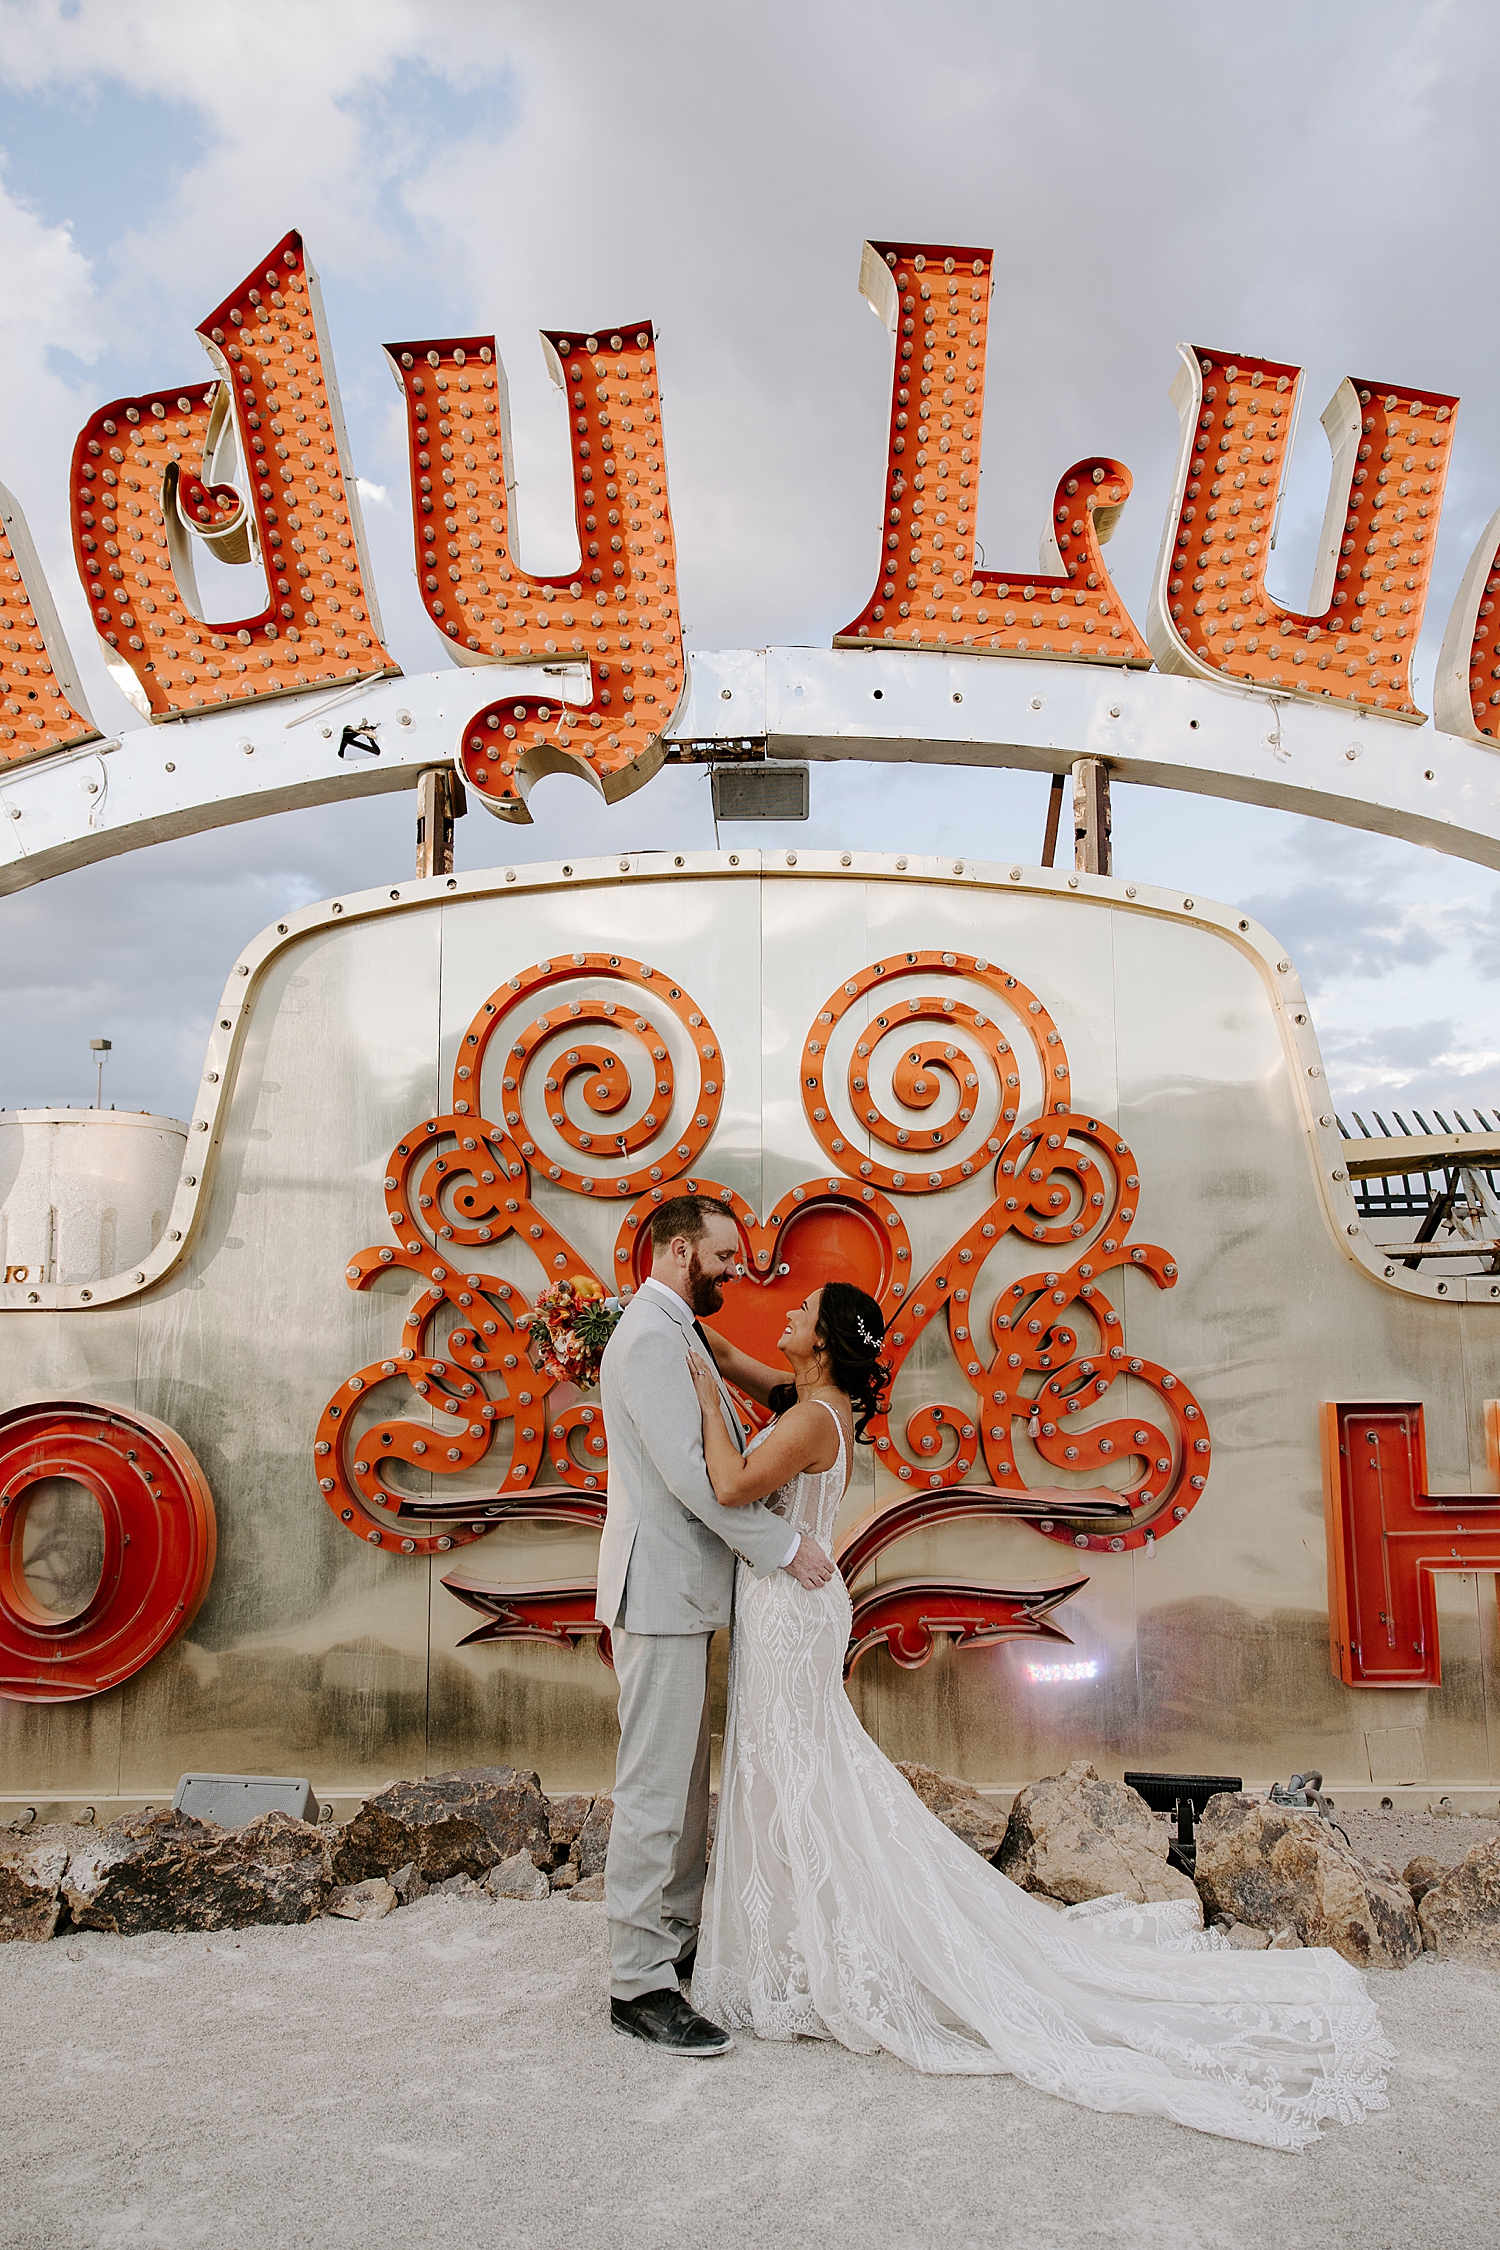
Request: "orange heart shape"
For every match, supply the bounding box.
[611,1175,910,1369]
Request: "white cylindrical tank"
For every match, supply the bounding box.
[0,1110,188,1285]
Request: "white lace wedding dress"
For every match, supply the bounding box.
[694,1402,1392,2150]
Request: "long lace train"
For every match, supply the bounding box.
[694,1406,1392,2150]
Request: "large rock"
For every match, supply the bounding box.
[898,1763,1010,1859]
[66,1808,330,1935]
[331,1767,552,1886]
[996,1761,1200,1907]
[0,1833,70,1942]
[546,1793,593,1861]
[574,1795,614,1879]
[1194,1793,1421,1969]
[485,1851,551,1901]
[327,1877,397,1921]
[1417,1839,1500,1964]
[1403,1854,1445,1905]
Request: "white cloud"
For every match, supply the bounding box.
[2,0,1500,1114]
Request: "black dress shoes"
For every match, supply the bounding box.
[610,1986,732,2056]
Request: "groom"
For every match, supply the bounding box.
[598,1192,834,2055]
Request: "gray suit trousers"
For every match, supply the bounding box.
[605,1625,714,2000]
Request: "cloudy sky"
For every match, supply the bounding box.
[1,0,1499,1127]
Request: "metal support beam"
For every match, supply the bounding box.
[1040,774,1066,868]
[1072,758,1112,877]
[415,766,466,879]
[14,647,1500,893]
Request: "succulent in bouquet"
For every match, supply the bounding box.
[528,1275,624,1391]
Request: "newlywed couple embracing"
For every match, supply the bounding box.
[596,1195,1392,2149]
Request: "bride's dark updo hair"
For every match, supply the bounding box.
[768,1280,892,1442]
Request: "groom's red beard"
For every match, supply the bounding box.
[686,1252,730,1316]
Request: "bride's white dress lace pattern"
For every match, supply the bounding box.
[694,1404,1392,2150]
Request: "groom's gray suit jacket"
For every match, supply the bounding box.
[597,1283,794,1633]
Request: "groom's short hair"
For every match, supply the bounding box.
[649,1193,721,1252]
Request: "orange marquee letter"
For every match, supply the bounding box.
[1148,346,1456,721]
[69,229,397,721]
[836,240,1150,665]
[0,480,98,765]
[385,323,684,821]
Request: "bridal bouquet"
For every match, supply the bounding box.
[528,1276,624,1391]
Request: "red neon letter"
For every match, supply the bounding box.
[1321,1400,1500,1686]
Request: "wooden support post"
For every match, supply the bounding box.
[415,765,467,879]
[1072,757,1112,877]
[1040,774,1066,868]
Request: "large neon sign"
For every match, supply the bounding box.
[3,225,1500,885]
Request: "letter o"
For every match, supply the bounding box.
[0,1398,216,1703]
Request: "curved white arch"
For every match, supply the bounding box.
[2,649,1499,896]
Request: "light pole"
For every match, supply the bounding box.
[89,1037,111,1109]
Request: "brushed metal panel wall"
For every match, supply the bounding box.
[2,857,1496,1800]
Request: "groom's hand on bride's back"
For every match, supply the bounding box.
[785,1533,836,1589]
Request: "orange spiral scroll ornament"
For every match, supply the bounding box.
[1147,346,1457,720]
[69,227,397,721]
[0,480,99,767]
[317,954,722,1555]
[801,952,1210,1559]
[835,241,1150,664]
[384,324,685,821]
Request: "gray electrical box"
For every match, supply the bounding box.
[172,1772,317,1828]
[711,762,809,823]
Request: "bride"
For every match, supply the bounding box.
[684,1280,1392,2150]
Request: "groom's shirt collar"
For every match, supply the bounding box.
[639,1275,693,1322]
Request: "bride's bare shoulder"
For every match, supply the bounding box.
[769,1395,844,1470]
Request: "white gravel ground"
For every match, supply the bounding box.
[2,1893,1496,2250]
